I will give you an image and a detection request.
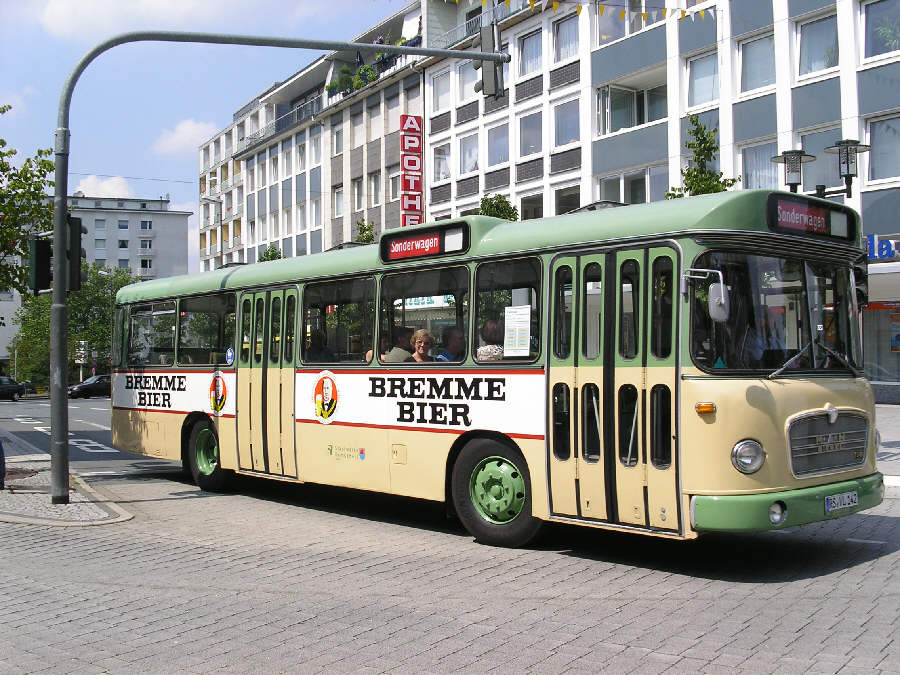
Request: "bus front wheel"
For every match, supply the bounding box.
[451,439,542,548]
[187,419,231,492]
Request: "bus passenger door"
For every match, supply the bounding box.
[238,292,268,472]
[279,290,298,478]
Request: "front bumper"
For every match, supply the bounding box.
[691,473,884,532]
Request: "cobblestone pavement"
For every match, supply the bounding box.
[1,467,898,674]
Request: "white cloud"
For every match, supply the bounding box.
[0,86,39,118]
[152,119,217,157]
[74,175,134,198]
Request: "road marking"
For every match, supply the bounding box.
[90,407,108,411]
[83,421,111,430]
[884,475,900,487]
[69,437,119,454]
[846,538,887,545]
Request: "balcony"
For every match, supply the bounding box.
[432,1,528,49]
[232,172,243,187]
[137,248,155,257]
[239,95,323,155]
[138,229,156,238]
[138,268,156,278]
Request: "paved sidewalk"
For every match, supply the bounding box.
[1,406,898,527]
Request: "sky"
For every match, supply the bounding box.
[0,0,401,271]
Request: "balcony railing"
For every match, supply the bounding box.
[432,0,528,49]
[138,268,156,278]
[232,172,243,187]
[241,95,323,152]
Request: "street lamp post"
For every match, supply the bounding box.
[770,149,816,193]
[770,140,871,199]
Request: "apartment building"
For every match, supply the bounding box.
[69,192,191,281]
[198,0,900,397]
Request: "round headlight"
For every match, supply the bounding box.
[732,439,765,474]
[768,501,787,525]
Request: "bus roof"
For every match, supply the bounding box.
[116,190,856,304]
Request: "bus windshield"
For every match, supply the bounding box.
[691,251,861,374]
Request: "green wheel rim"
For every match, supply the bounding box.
[194,427,219,476]
[468,455,526,524]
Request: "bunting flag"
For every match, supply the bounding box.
[576,4,582,15]
[699,9,705,19]
[599,4,605,15]
[619,9,625,21]
[552,1,559,12]
[424,0,718,23]
[505,0,510,7]
[529,0,535,9]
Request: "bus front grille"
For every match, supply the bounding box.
[788,412,868,476]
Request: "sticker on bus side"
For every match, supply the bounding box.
[113,370,236,418]
[297,369,545,439]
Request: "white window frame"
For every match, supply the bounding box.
[297,142,306,171]
[596,165,669,204]
[518,31,542,78]
[553,14,579,63]
[310,135,321,165]
[487,122,510,167]
[352,113,364,149]
[553,98,580,149]
[686,50,719,110]
[333,124,343,155]
[368,106,382,140]
[369,171,381,207]
[862,0,900,62]
[737,33,776,95]
[433,143,451,182]
[738,139,780,190]
[389,172,401,201]
[333,187,343,218]
[867,112,900,184]
[351,178,364,212]
[458,60,478,102]
[432,70,451,113]
[459,133,479,175]
[518,109,543,158]
[796,13,839,80]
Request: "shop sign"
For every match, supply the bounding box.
[866,234,900,261]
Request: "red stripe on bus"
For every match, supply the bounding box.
[112,369,232,375]
[112,405,235,418]
[294,367,544,376]
[294,417,544,440]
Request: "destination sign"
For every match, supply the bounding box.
[767,194,854,240]
[381,224,467,262]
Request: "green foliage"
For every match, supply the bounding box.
[477,194,519,221]
[0,104,55,294]
[875,17,900,51]
[355,219,375,244]
[258,244,283,262]
[666,115,739,199]
[10,263,138,384]
[358,65,378,84]
[327,63,380,96]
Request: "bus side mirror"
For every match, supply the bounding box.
[708,282,730,323]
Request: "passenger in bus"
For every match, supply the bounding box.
[383,326,414,362]
[435,326,466,362]
[405,329,436,363]
[305,329,335,362]
[365,334,393,363]
[476,319,504,361]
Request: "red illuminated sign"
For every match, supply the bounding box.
[400,114,423,228]
[386,232,443,260]
[775,199,828,234]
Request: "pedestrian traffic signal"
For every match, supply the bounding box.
[472,23,503,98]
[67,215,86,293]
[28,237,52,293]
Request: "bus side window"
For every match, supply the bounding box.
[177,293,236,366]
[240,298,252,364]
[128,301,175,366]
[284,295,296,364]
[302,277,375,363]
[475,258,541,362]
[582,263,602,360]
[619,260,639,359]
[553,265,573,360]
[651,257,673,359]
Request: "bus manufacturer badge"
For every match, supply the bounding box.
[314,372,338,423]
[209,372,227,414]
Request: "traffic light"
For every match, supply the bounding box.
[67,215,86,293]
[473,23,503,98]
[28,237,52,293]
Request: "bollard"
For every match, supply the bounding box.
[0,438,5,490]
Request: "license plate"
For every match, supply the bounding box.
[825,491,859,513]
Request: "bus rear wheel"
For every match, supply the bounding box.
[187,419,231,492]
[451,439,542,548]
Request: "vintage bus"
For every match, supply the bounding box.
[111,190,884,547]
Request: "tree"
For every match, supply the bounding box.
[10,263,138,384]
[0,104,55,294]
[355,218,375,243]
[478,193,518,220]
[258,244,283,261]
[666,115,739,199]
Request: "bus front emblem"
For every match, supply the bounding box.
[314,373,339,423]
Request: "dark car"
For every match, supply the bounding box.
[0,376,27,401]
[68,374,111,398]
[19,380,37,394]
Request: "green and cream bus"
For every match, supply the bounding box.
[111,190,884,547]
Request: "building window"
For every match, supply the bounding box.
[800,127,843,191]
[487,123,509,166]
[554,99,579,147]
[140,239,152,249]
[311,197,322,227]
[95,238,106,250]
[140,259,152,269]
[310,135,321,164]
[519,31,542,77]
[458,61,478,100]
[521,194,543,220]
[460,134,479,174]
[270,150,278,181]
[598,85,666,135]
[297,203,306,231]
[865,0,900,58]
[798,15,838,76]
[555,185,580,214]
[519,111,542,157]
[369,172,381,206]
[869,114,900,180]
[368,105,382,140]
[352,113,364,149]
[140,220,152,230]
[352,178,363,211]
[433,71,451,112]
[258,152,266,184]
[94,200,102,207]
[96,259,106,267]
[283,145,292,176]
[333,123,343,155]
[389,172,401,200]
[599,165,668,204]
[688,51,719,107]
[118,219,128,230]
[554,14,579,62]
[741,141,779,189]
[118,259,129,268]
[297,142,306,170]
[434,144,451,180]
[387,95,401,132]
[740,34,775,92]
[333,186,343,218]
[94,218,105,230]
[118,240,129,249]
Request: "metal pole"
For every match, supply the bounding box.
[49,30,507,503]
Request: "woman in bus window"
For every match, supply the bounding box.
[476,319,504,361]
[405,329,435,363]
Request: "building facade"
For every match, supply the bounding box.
[198,0,900,398]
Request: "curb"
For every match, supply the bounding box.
[0,472,134,527]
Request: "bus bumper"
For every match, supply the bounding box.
[691,473,885,532]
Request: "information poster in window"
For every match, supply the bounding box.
[504,305,531,357]
[891,313,900,353]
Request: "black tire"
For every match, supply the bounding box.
[187,419,232,491]
[11,392,19,402]
[451,438,543,548]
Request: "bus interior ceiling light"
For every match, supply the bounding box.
[731,440,765,474]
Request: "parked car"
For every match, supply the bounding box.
[19,380,37,394]
[0,376,27,401]
[68,374,111,398]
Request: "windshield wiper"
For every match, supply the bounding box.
[815,340,862,377]
[768,342,811,380]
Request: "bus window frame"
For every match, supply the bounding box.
[300,275,376,365]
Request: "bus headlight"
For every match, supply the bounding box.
[731,440,765,474]
[768,501,787,525]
